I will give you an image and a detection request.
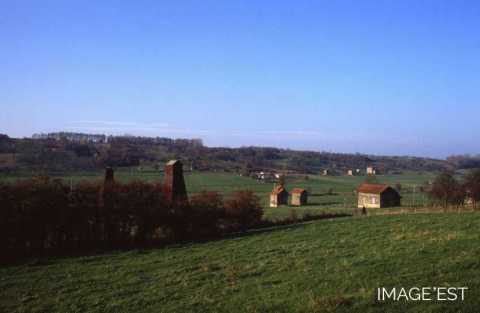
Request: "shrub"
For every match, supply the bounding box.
[0,180,268,261]
[68,181,102,249]
[225,190,263,232]
[115,181,166,247]
[189,191,225,239]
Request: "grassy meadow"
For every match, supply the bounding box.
[1,213,479,312]
[0,170,436,221]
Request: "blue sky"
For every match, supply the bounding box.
[1,0,480,158]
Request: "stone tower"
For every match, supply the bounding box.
[164,160,188,202]
[102,167,115,210]
[104,167,114,185]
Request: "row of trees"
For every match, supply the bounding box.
[428,169,480,208]
[1,133,454,173]
[0,177,263,261]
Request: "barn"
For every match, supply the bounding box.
[357,183,401,209]
[291,188,308,206]
[270,185,289,207]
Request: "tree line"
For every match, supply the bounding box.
[0,177,263,262]
[427,169,480,208]
[0,133,453,173]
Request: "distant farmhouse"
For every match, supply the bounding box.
[291,188,308,206]
[254,171,280,182]
[270,185,289,207]
[357,183,401,209]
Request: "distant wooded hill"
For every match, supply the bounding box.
[0,133,462,173]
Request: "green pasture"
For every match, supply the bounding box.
[0,170,437,220]
[1,213,479,312]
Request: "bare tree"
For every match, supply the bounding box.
[428,172,464,208]
[464,169,480,209]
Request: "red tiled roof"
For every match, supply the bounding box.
[271,186,287,195]
[291,188,307,194]
[357,183,390,194]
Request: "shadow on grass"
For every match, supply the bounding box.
[309,193,340,197]
[301,202,342,206]
[2,213,352,267]
[228,212,352,239]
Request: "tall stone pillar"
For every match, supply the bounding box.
[164,160,188,202]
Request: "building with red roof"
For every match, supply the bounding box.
[270,185,289,207]
[291,188,308,206]
[357,183,401,209]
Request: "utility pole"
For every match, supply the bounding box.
[412,184,416,208]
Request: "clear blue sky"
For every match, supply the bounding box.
[1,0,480,158]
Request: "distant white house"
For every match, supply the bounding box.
[253,171,279,181]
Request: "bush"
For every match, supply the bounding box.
[189,191,225,239]
[225,190,263,232]
[0,180,267,261]
[115,181,167,247]
[68,181,102,249]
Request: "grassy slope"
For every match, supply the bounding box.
[1,213,479,313]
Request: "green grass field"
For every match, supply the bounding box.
[0,170,436,220]
[1,213,479,312]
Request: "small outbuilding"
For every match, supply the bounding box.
[357,183,401,209]
[270,185,289,207]
[291,188,308,206]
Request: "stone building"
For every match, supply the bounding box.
[270,185,289,207]
[357,183,401,209]
[101,167,115,210]
[104,167,114,184]
[164,160,188,202]
[291,188,308,206]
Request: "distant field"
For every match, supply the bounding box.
[1,213,479,312]
[0,170,437,220]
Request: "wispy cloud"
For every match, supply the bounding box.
[66,121,352,142]
[258,130,324,136]
[228,129,326,138]
[70,120,169,128]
